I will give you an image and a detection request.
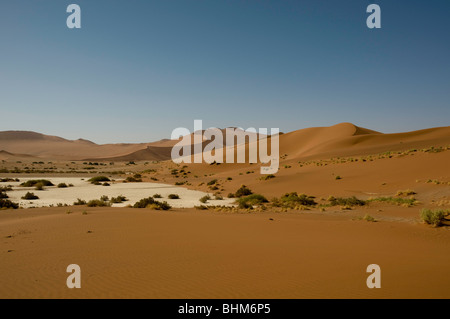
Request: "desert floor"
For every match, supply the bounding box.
[1,205,449,299]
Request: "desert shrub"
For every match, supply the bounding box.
[102,182,110,186]
[272,192,317,208]
[227,193,235,198]
[214,194,223,200]
[0,185,13,192]
[168,194,180,199]
[207,179,218,186]
[396,190,417,197]
[363,214,376,222]
[20,179,54,187]
[420,209,448,227]
[234,185,253,198]
[236,194,268,209]
[100,195,109,202]
[195,205,208,210]
[0,191,8,199]
[226,177,232,181]
[74,198,87,205]
[133,197,171,210]
[199,195,211,203]
[0,199,19,209]
[260,174,275,181]
[126,176,142,183]
[57,183,68,188]
[328,196,366,207]
[153,194,162,198]
[21,192,39,200]
[110,195,128,204]
[86,199,111,207]
[88,176,110,184]
[335,175,342,180]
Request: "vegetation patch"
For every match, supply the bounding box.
[328,196,366,207]
[20,179,54,187]
[88,176,110,184]
[133,197,171,210]
[236,194,268,209]
[0,199,19,209]
[272,192,317,208]
[21,192,39,200]
[420,209,448,227]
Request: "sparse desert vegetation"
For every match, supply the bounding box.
[420,209,449,227]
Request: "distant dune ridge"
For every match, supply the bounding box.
[0,123,449,161]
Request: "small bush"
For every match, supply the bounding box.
[0,199,19,209]
[125,176,142,183]
[396,190,417,197]
[207,179,218,186]
[363,214,376,222]
[110,195,128,204]
[420,209,448,227]
[168,194,180,199]
[21,192,39,200]
[74,198,87,205]
[236,194,268,208]
[86,199,111,207]
[260,174,275,181]
[195,205,209,210]
[88,176,110,184]
[335,175,342,180]
[328,196,366,207]
[20,179,54,187]
[57,183,68,188]
[199,195,211,203]
[0,191,8,199]
[153,194,162,198]
[234,185,253,198]
[227,193,235,198]
[133,197,171,210]
[272,192,317,208]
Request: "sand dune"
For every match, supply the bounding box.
[1,124,449,163]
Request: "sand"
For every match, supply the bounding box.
[1,207,449,299]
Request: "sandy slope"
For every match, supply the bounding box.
[0,207,449,299]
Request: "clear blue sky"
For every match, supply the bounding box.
[1,0,449,143]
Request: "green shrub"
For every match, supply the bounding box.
[0,199,19,209]
[21,192,39,200]
[272,192,317,208]
[20,179,54,187]
[199,195,211,203]
[86,199,111,207]
[260,174,275,181]
[234,185,253,198]
[207,179,218,186]
[328,196,366,207]
[168,194,180,199]
[0,191,8,199]
[133,197,171,210]
[110,195,128,204]
[363,214,376,222]
[396,190,416,197]
[420,209,448,227]
[236,194,268,208]
[74,198,87,205]
[125,176,142,183]
[153,194,162,198]
[57,183,68,188]
[88,176,110,184]
[335,175,342,180]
